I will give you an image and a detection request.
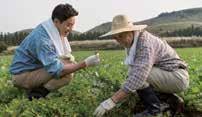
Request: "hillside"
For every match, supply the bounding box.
[85,22,111,34]
[138,7,202,25]
[86,7,202,35]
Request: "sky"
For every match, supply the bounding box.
[0,0,202,33]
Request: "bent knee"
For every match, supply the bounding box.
[180,81,189,92]
[174,81,189,93]
[63,73,73,80]
[12,77,27,89]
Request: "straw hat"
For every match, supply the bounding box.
[100,14,147,37]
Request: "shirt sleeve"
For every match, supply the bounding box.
[122,45,155,93]
[35,39,63,79]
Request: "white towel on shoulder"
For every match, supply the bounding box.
[41,19,72,56]
[124,31,140,65]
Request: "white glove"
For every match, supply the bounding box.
[84,54,100,67]
[93,98,116,117]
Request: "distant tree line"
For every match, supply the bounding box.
[0,31,106,52]
[160,25,202,37]
[68,31,106,41]
[1,25,202,52]
[0,31,107,45]
[0,32,28,52]
[0,32,28,46]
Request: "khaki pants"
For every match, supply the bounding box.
[12,68,73,91]
[142,67,189,93]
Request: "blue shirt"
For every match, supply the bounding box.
[9,24,63,78]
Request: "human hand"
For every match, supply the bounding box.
[93,98,116,117]
[84,53,100,67]
[60,54,75,62]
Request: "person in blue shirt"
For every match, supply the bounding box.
[10,3,100,100]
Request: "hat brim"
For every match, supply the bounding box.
[100,25,147,37]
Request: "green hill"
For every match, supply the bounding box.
[138,7,202,25]
[85,22,111,34]
[86,7,202,35]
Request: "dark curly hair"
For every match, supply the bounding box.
[51,3,78,23]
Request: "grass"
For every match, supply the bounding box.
[0,48,201,116]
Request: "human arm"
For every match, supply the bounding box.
[94,43,155,117]
[36,40,100,78]
[60,61,86,76]
[122,45,155,93]
[60,53,100,76]
[111,89,129,103]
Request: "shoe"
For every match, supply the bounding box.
[155,92,184,117]
[167,94,184,117]
[27,86,50,101]
[134,86,162,116]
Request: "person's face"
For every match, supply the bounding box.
[113,31,134,48]
[54,16,76,37]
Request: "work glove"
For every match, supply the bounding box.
[84,53,100,67]
[93,98,116,117]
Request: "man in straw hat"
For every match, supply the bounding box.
[94,14,189,117]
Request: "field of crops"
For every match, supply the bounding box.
[0,48,202,116]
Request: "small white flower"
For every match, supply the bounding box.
[95,72,99,77]
[1,66,6,70]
